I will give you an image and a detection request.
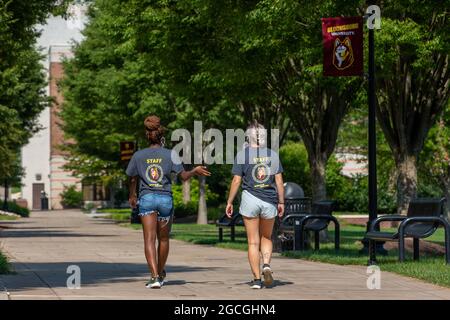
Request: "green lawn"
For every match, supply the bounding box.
[97,208,130,214]
[108,213,450,287]
[0,215,19,221]
[283,224,450,288]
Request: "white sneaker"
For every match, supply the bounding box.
[262,265,273,286]
[145,277,161,289]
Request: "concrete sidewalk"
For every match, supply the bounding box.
[1,210,449,300]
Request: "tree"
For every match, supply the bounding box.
[420,103,450,217]
[375,1,450,213]
[60,0,177,179]
[0,0,69,198]
[60,0,240,223]
[150,0,364,204]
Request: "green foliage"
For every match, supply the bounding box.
[97,208,130,214]
[107,213,130,221]
[278,142,397,213]
[203,163,233,206]
[60,185,83,208]
[82,202,96,213]
[60,0,245,185]
[207,205,226,222]
[172,178,219,218]
[373,2,450,209]
[0,251,10,274]
[60,0,449,213]
[0,201,30,217]
[0,0,68,182]
[325,154,397,213]
[113,188,128,207]
[279,142,311,196]
[419,104,450,209]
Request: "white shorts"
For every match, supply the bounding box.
[239,190,277,220]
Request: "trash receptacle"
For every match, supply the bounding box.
[284,182,310,214]
[281,182,311,250]
[40,191,49,210]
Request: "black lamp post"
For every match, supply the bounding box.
[360,9,387,261]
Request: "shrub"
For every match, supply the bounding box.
[0,251,10,274]
[97,208,130,214]
[329,173,397,214]
[174,202,197,218]
[82,202,96,213]
[113,188,128,207]
[202,163,233,206]
[0,201,30,217]
[60,185,83,208]
[279,142,311,196]
[172,178,219,218]
[207,205,226,221]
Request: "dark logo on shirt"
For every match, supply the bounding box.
[252,164,270,184]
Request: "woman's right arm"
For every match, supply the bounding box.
[226,175,242,218]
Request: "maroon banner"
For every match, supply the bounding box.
[120,141,135,162]
[322,16,363,76]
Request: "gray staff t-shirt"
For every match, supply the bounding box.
[231,147,283,205]
[126,147,184,197]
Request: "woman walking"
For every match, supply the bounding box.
[127,115,210,288]
[226,122,285,289]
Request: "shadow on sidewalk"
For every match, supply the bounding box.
[0,229,118,238]
[1,261,220,291]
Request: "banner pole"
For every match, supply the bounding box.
[360,12,386,260]
[367,27,378,264]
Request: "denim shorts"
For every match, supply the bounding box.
[239,190,277,220]
[138,193,174,222]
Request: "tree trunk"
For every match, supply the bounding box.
[182,179,190,204]
[444,179,450,220]
[309,156,327,201]
[197,175,208,224]
[309,155,329,243]
[396,154,418,215]
[3,179,9,211]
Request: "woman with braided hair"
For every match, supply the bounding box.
[126,115,210,289]
[226,121,285,289]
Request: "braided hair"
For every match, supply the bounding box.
[144,115,165,146]
[246,120,267,147]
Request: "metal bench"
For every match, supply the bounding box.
[282,200,340,251]
[216,212,244,242]
[366,197,450,264]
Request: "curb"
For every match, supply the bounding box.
[0,277,10,300]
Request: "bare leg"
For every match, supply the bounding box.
[259,218,275,265]
[157,218,171,275]
[141,213,159,277]
[243,216,261,279]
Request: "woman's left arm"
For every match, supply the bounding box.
[128,176,138,208]
[274,173,285,217]
[179,166,211,181]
